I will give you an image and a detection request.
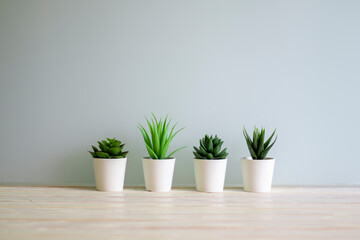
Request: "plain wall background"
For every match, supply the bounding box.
[1,0,359,187]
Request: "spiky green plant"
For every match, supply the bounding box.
[89,138,129,159]
[138,114,185,159]
[193,135,228,159]
[243,127,277,160]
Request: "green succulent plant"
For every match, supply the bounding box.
[89,138,129,159]
[243,127,277,160]
[193,135,228,159]
[138,114,186,159]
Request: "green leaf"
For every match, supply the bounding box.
[145,117,155,145]
[160,138,171,159]
[253,127,259,151]
[153,128,160,156]
[168,122,178,139]
[169,127,184,141]
[264,128,276,149]
[151,113,159,126]
[159,115,169,152]
[91,145,99,152]
[138,124,152,149]
[205,135,210,146]
[193,151,204,159]
[206,139,213,152]
[257,128,265,156]
[216,148,227,158]
[118,144,125,152]
[206,153,214,159]
[111,140,121,147]
[213,144,221,156]
[109,147,121,155]
[200,139,206,149]
[160,126,185,159]
[145,142,158,159]
[120,151,129,158]
[243,128,252,145]
[101,140,109,147]
[193,146,201,154]
[213,136,219,146]
[217,152,228,159]
[89,151,96,157]
[96,152,110,158]
[98,141,110,153]
[166,146,187,158]
[243,129,258,159]
[260,136,277,159]
[199,146,207,156]
[140,114,185,159]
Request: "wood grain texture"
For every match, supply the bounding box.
[0,186,359,239]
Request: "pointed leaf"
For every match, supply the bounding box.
[111,140,121,148]
[98,142,109,153]
[260,136,277,159]
[193,151,204,159]
[138,124,152,149]
[89,151,96,157]
[145,142,158,159]
[243,129,258,159]
[96,152,110,158]
[213,144,221,156]
[253,127,259,151]
[91,145,99,152]
[166,146,186,158]
[199,146,207,156]
[206,139,213,152]
[216,148,227,158]
[257,128,265,156]
[264,128,276,149]
[109,147,121,155]
[206,153,214,159]
[200,138,206,149]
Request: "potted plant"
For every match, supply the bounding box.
[242,127,277,192]
[89,138,129,192]
[138,114,185,192]
[193,135,228,192]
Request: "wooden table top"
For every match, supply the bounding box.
[0,186,359,239]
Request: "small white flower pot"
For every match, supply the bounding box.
[142,157,175,192]
[93,158,127,192]
[241,157,275,192]
[194,158,227,192]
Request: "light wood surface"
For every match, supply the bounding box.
[0,186,359,239]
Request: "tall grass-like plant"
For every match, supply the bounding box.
[243,127,277,160]
[138,114,185,159]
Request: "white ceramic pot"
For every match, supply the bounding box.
[142,157,175,192]
[194,158,227,192]
[241,157,275,192]
[93,158,127,192]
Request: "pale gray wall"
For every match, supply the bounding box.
[1,0,359,186]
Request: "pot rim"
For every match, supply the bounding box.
[93,157,127,161]
[194,158,227,161]
[142,157,175,160]
[242,156,275,161]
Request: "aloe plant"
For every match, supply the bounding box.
[89,138,129,159]
[138,114,185,159]
[193,135,228,159]
[243,127,277,160]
